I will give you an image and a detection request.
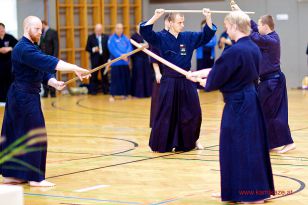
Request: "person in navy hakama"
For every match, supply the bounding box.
[140,9,216,152]
[149,46,164,128]
[250,15,295,153]
[189,11,274,203]
[149,15,170,128]
[131,26,153,98]
[0,16,89,187]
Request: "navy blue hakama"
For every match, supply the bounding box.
[150,81,160,128]
[149,46,163,128]
[110,65,131,96]
[1,83,47,181]
[149,76,201,152]
[258,71,293,149]
[131,33,153,98]
[131,56,153,98]
[220,85,274,202]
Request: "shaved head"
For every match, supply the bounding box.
[23,16,41,31]
[23,16,42,43]
[94,23,103,35]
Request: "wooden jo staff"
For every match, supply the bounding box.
[130,39,203,83]
[164,9,255,15]
[64,44,149,85]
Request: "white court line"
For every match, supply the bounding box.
[74,185,110,193]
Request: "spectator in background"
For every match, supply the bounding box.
[131,25,152,98]
[86,24,110,95]
[108,23,132,102]
[0,22,18,105]
[39,20,59,98]
[306,44,308,66]
[196,19,217,70]
[218,24,232,51]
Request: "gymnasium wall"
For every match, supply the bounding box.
[16,0,45,38]
[15,0,308,88]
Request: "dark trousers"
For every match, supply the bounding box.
[89,67,109,94]
[43,85,56,97]
[0,61,13,102]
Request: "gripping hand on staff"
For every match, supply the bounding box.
[198,78,207,87]
[202,8,213,29]
[73,66,91,81]
[231,3,241,11]
[145,9,165,26]
[48,78,66,91]
[186,69,211,87]
[190,68,212,79]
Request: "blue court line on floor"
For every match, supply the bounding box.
[149,198,178,205]
[24,193,142,205]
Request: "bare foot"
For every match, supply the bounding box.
[270,147,280,152]
[29,180,55,187]
[277,143,296,154]
[109,96,115,102]
[196,141,204,150]
[3,177,26,184]
[211,192,221,198]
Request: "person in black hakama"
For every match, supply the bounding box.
[149,46,164,128]
[0,16,90,187]
[233,4,295,154]
[140,9,216,152]
[131,26,153,98]
[149,14,170,128]
[188,11,274,203]
[0,23,18,105]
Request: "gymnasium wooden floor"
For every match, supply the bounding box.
[1,89,308,205]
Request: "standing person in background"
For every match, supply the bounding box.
[218,27,232,51]
[0,23,18,105]
[108,23,132,102]
[86,24,110,95]
[131,25,153,98]
[306,44,308,68]
[39,20,59,98]
[196,19,217,72]
[149,14,170,128]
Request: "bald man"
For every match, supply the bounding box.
[86,24,110,94]
[0,16,90,187]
